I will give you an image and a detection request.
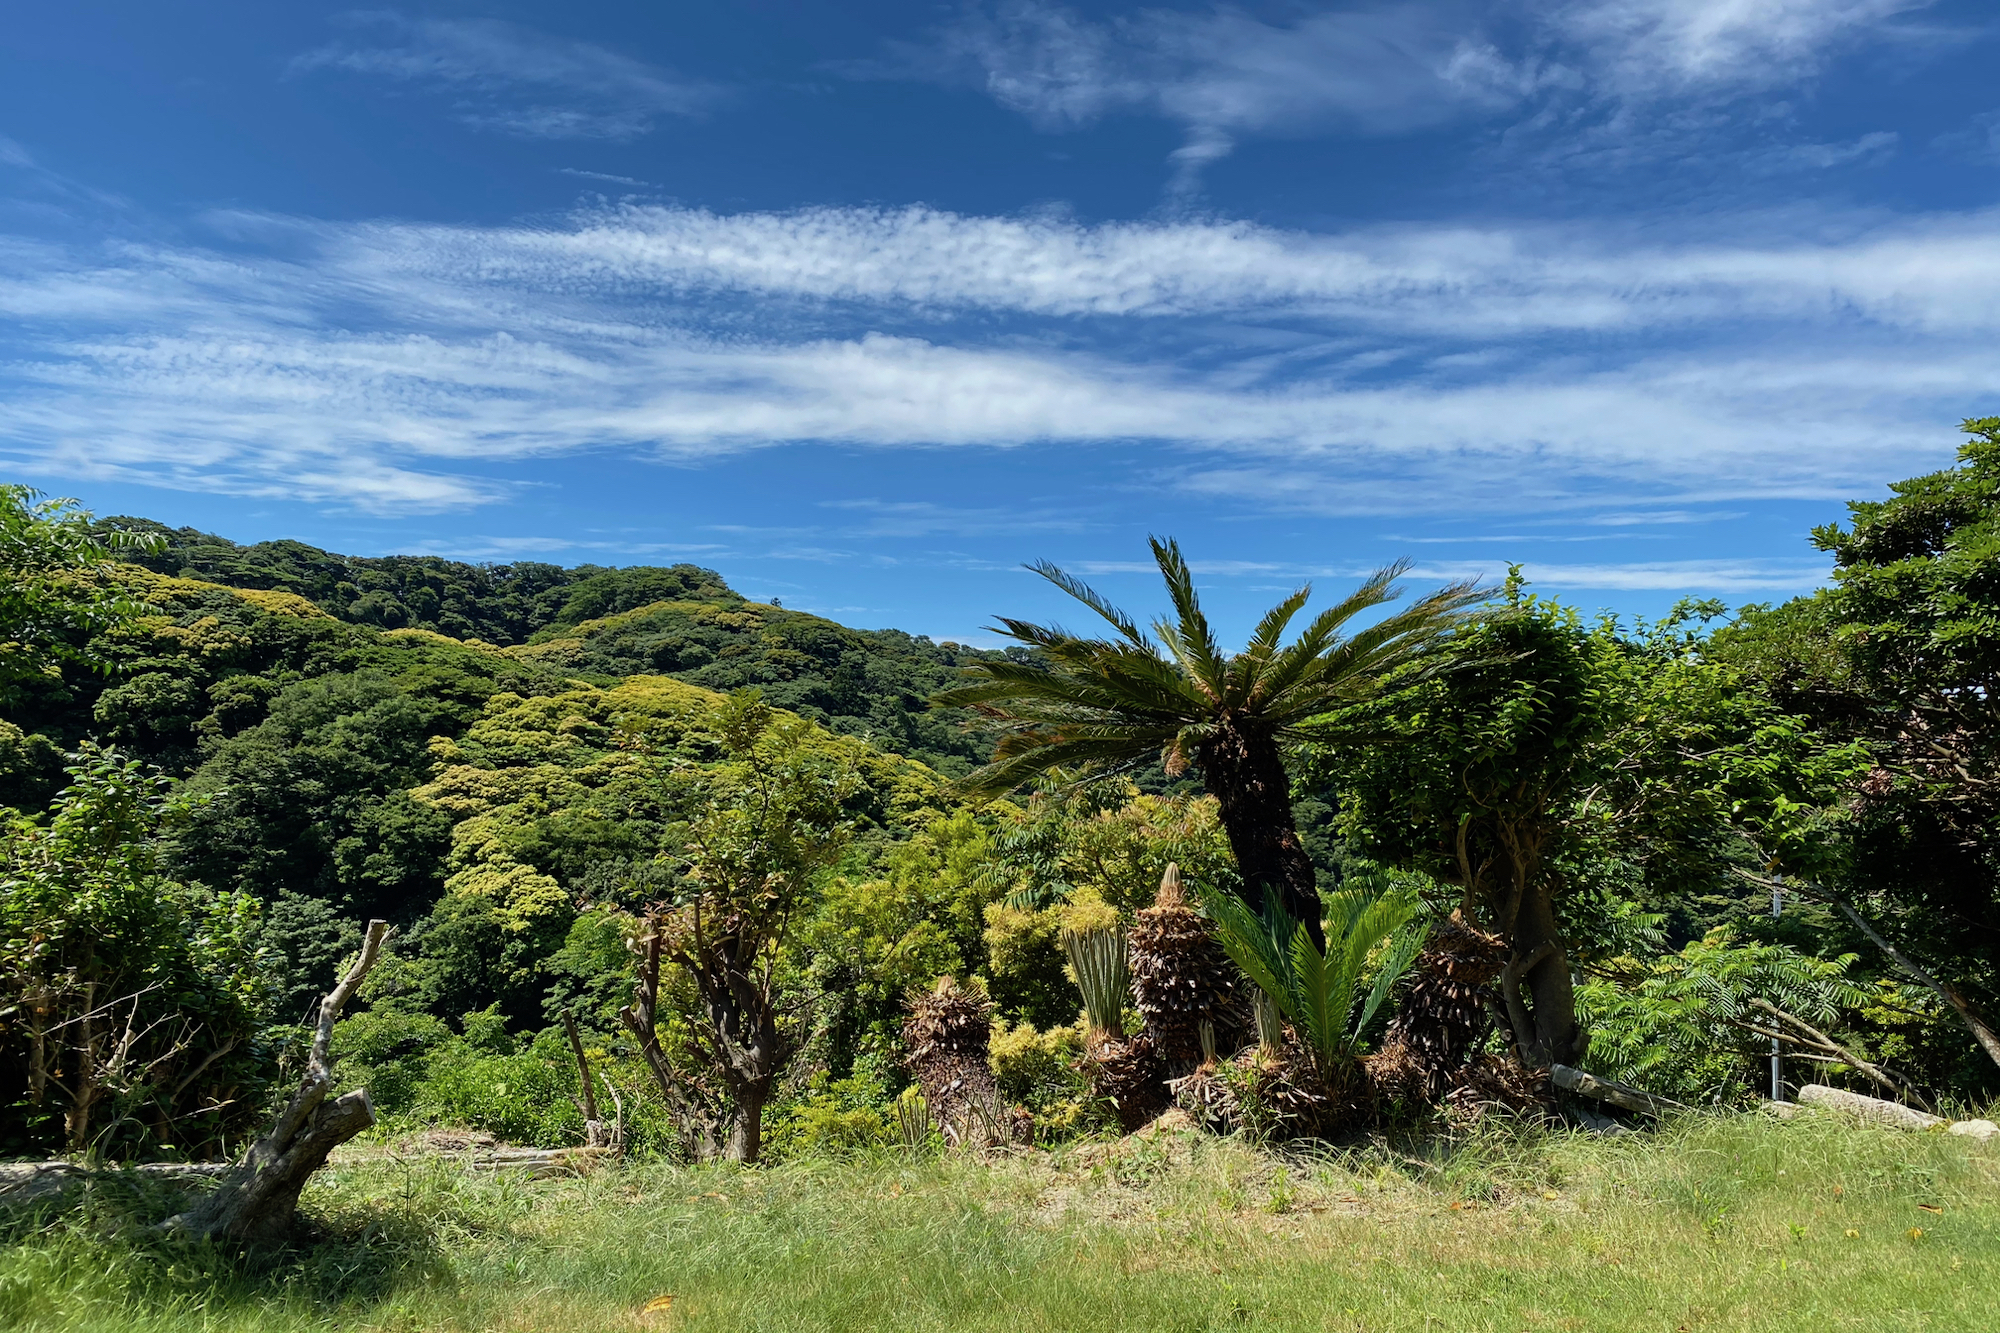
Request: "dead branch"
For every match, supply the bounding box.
[1549,1063,1689,1117]
[160,920,391,1243]
[1736,868,2000,1075]
[1743,998,1930,1111]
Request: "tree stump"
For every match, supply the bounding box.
[161,920,391,1243]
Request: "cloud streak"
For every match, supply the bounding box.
[293,13,720,140]
[885,0,1935,189]
[0,200,1990,513]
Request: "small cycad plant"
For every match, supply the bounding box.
[1197,879,1428,1071]
[1061,925,1129,1040]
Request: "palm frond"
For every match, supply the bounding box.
[1028,559,1154,650]
[1148,536,1229,699]
[1198,878,1426,1068]
[1234,584,1313,705]
[931,538,1483,800]
[955,735,1164,796]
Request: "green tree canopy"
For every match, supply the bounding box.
[0,488,162,704]
[1714,417,2000,1086]
[1311,583,1861,1068]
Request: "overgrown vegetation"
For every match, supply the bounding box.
[5,420,2000,1326]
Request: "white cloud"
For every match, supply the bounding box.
[0,201,1992,514]
[896,1,1528,182]
[1936,109,2000,163]
[60,211,1935,366]
[888,1,1934,186]
[1546,0,1931,96]
[293,14,718,140]
[1412,556,1831,591]
[1069,553,1827,591]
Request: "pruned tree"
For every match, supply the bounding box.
[619,690,857,1163]
[163,919,391,1242]
[1312,580,1862,1069]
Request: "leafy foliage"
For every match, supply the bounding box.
[1715,417,2000,1070]
[0,747,269,1158]
[1578,928,1871,1104]
[1195,877,1427,1069]
[100,518,734,644]
[0,489,164,706]
[513,597,1009,774]
[1311,581,1865,1066]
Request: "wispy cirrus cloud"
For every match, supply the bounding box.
[1549,0,1932,96]
[1067,553,1828,592]
[143,201,2000,334]
[0,200,1991,514]
[878,1,1530,190]
[292,13,721,140]
[879,1,1936,190]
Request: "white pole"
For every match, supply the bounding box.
[1770,876,1784,1102]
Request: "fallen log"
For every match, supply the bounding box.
[161,920,391,1242]
[1549,1064,1689,1118]
[473,1147,613,1178]
[0,1161,231,1210]
[1795,1083,1938,1130]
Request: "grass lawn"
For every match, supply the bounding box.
[2,1112,1994,1332]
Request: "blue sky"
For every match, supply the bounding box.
[2,1,1997,643]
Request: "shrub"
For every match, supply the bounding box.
[990,1018,1090,1139]
[331,1008,454,1115]
[411,1027,585,1147]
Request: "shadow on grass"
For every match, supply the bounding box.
[0,1167,453,1325]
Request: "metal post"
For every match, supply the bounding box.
[1770,877,1784,1102]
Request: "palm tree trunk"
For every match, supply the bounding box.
[1198,722,1324,947]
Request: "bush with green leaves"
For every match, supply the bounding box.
[1578,927,1874,1104]
[989,1017,1091,1138]
[1196,878,1428,1070]
[0,747,269,1158]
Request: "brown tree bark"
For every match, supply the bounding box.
[618,918,721,1161]
[162,921,390,1243]
[694,941,780,1164]
[1501,879,1584,1068]
[1197,718,1324,946]
[561,1011,613,1150]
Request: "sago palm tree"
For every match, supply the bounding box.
[938,538,1481,940]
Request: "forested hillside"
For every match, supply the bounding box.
[1,520,1223,1158]
[8,432,2000,1170]
[93,521,1006,775]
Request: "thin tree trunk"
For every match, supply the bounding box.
[561,1011,611,1150]
[618,917,720,1160]
[1198,721,1323,946]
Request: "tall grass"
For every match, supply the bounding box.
[3,1112,1995,1331]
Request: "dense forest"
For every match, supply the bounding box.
[5,420,2000,1170]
